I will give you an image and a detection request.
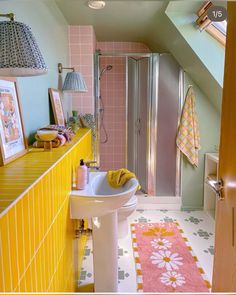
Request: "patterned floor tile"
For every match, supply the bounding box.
[78,210,215,292]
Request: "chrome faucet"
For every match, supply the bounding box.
[85,161,100,184]
[85,160,100,170]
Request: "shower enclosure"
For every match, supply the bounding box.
[94,51,183,197]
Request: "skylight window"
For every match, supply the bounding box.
[212,20,227,36]
[196,1,226,46]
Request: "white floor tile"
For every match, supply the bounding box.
[78,209,215,292]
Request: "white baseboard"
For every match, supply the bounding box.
[136,196,182,210]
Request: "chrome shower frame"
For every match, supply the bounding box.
[94,51,183,197]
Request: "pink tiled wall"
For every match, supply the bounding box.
[97,42,150,171]
[68,32,151,170]
[69,26,96,114]
[99,56,126,170]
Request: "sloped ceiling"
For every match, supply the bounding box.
[55,0,167,47]
[56,0,226,110]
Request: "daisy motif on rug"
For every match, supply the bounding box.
[150,238,172,250]
[131,222,211,292]
[150,250,183,270]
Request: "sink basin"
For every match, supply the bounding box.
[70,171,138,292]
[70,171,138,219]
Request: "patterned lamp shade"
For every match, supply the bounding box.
[62,71,88,92]
[0,21,48,76]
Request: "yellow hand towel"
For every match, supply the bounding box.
[107,168,141,190]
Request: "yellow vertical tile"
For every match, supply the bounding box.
[43,236,50,290]
[0,214,12,291]
[39,178,45,241]
[39,246,45,291]
[29,259,36,292]
[28,189,35,260]
[52,275,57,293]
[50,169,55,219]
[22,193,31,269]
[0,219,5,292]
[14,284,20,292]
[24,265,32,292]
[7,207,19,290]
[48,231,53,285]
[53,167,58,214]
[19,275,26,292]
[35,250,42,292]
[54,268,59,292]
[46,173,52,227]
[16,198,27,282]
[43,242,47,291]
[34,184,42,250]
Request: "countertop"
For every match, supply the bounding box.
[0,128,91,216]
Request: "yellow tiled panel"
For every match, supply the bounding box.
[33,184,41,251]
[19,275,26,292]
[28,189,36,262]
[24,265,32,291]
[21,193,31,268]
[0,214,11,292]
[0,231,3,291]
[0,129,92,292]
[7,207,19,290]
[39,177,46,240]
[15,198,26,281]
[30,258,37,292]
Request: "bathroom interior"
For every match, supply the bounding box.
[0,0,234,293]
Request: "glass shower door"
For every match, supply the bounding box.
[127,57,149,193]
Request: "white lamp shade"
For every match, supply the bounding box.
[0,21,48,77]
[62,71,88,92]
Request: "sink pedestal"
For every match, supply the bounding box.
[70,172,138,291]
[92,211,118,292]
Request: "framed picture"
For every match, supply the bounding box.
[48,88,65,126]
[0,78,28,166]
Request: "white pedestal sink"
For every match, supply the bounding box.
[70,172,138,292]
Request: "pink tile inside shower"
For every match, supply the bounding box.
[99,56,126,170]
[98,42,150,171]
[69,25,96,114]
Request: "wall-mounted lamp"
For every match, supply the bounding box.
[0,13,48,77]
[58,63,88,93]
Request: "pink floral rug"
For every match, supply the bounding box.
[131,222,211,292]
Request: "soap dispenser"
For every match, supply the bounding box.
[76,159,88,190]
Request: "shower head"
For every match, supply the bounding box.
[106,65,113,71]
[99,64,113,78]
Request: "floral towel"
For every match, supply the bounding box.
[176,86,200,167]
[131,222,210,292]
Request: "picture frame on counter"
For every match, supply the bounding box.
[0,77,28,166]
[48,88,65,126]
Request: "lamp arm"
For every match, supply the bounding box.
[63,67,75,71]
[58,63,75,74]
[0,13,15,21]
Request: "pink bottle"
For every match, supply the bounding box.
[76,159,88,190]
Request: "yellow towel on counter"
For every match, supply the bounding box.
[107,168,141,190]
[176,86,200,167]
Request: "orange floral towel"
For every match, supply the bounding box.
[176,86,200,167]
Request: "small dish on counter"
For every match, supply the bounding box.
[36,130,58,151]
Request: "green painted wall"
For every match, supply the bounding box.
[144,1,222,209]
[162,3,223,209]
[166,2,225,111]
[146,1,223,112]
[181,74,220,210]
[1,0,71,142]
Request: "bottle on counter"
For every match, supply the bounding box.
[76,159,88,190]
